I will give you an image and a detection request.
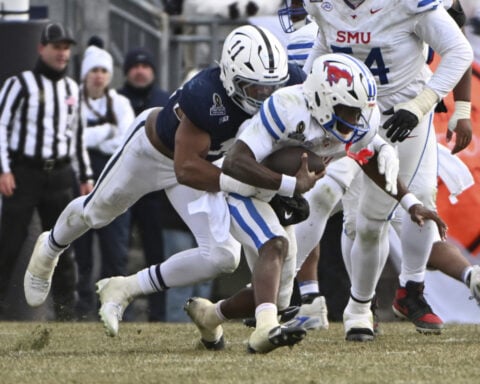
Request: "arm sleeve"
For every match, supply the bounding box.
[414,7,473,98]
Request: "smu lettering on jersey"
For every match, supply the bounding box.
[237,84,378,164]
[155,64,306,162]
[304,0,462,100]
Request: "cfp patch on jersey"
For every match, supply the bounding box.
[210,93,227,116]
[288,121,306,142]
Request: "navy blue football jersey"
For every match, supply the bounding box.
[155,63,306,162]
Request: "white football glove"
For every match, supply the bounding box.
[377,144,399,196]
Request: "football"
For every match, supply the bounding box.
[261,146,326,176]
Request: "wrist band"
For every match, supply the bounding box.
[448,101,471,132]
[278,174,296,197]
[415,87,439,116]
[400,193,422,211]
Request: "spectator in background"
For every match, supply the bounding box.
[0,22,93,320]
[118,48,169,116]
[74,43,135,320]
[118,48,208,322]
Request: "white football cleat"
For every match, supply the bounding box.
[285,296,329,331]
[469,265,480,305]
[97,277,136,337]
[184,297,224,350]
[24,232,60,307]
[343,305,374,342]
[247,324,306,354]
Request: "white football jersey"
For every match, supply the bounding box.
[237,84,379,164]
[303,0,473,108]
[286,22,318,67]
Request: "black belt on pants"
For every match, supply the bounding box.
[11,153,71,171]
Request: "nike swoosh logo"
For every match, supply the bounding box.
[285,211,293,220]
[370,8,382,14]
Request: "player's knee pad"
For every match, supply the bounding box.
[355,214,389,247]
[343,220,356,241]
[202,242,242,275]
[83,189,131,229]
[55,196,90,232]
[83,207,115,229]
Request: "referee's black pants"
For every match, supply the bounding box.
[0,162,77,320]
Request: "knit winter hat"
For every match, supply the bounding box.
[123,48,156,74]
[81,45,113,79]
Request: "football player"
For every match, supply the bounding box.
[278,0,318,67]
[276,0,477,336]
[185,53,445,353]
[23,25,305,333]
[302,0,473,338]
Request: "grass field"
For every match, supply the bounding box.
[1,321,479,384]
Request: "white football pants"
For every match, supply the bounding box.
[52,109,241,288]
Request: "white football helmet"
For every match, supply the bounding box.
[303,53,377,144]
[220,25,289,115]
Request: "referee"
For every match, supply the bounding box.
[0,22,93,320]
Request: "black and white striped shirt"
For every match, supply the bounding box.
[0,69,92,181]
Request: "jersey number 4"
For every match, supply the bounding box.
[331,45,390,85]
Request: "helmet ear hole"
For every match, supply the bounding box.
[315,92,321,107]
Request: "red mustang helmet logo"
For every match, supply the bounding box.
[324,61,353,87]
